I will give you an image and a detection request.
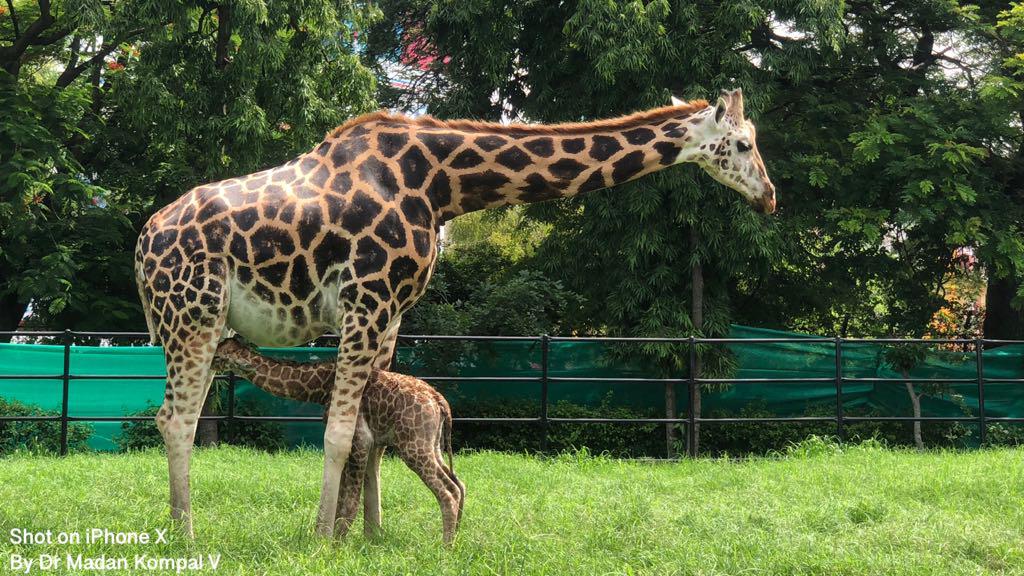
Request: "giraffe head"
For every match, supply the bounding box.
[674,89,776,213]
[211,337,259,377]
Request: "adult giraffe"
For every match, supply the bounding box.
[134,88,775,537]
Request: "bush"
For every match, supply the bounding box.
[117,405,163,452]
[0,397,93,455]
[423,393,1000,457]
[983,423,1024,447]
[697,401,971,457]
[450,393,663,457]
[117,397,285,452]
[448,396,978,458]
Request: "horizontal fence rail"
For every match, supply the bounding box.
[0,330,1021,456]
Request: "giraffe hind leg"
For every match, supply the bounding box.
[440,452,466,528]
[335,417,372,538]
[398,444,462,545]
[150,256,230,537]
[362,443,386,538]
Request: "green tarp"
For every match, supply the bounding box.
[1,325,1022,450]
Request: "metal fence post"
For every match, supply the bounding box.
[59,329,72,456]
[687,336,697,458]
[976,338,986,446]
[834,336,845,441]
[227,371,237,445]
[539,335,550,452]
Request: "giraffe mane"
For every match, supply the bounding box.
[326,101,710,139]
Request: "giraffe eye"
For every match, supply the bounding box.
[737,141,752,153]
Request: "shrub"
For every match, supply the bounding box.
[984,423,1024,447]
[117,397,285,452]
[0,397,93,455]
[447,396,977,458]
[697,401,971,457]
[450,393,662,457]
[117,405,163,452]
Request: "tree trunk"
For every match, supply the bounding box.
[197,387,219,446]
[689,226,704,457]
[983,275,1024,346]
[903,375,923,450]
[215,3,233,69]
[0,292,28,343]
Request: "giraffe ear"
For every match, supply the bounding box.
[670,95,686,106]
[714,96,728,125]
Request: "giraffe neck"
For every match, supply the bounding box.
[223,349,335,405]
[338,104,715,222]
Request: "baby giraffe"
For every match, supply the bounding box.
[211,337,465,544]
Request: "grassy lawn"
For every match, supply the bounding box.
[1,442,1022,575]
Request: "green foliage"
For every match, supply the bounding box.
[366,0,1024,346]
[449,393,663,457]
[447,395,981,458]
[0,74,141,330]
[698,402,971,458]
[0,396,92,454]
[882,344,930,374]
[470,270,585,336]
[401,239,585,373]
[1,0,379,331]
[115,405,162,452]
[444,207,552,262]
[983,422,1024,447]
[117,397,285,452]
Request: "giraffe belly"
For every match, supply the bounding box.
[225,276,338,347]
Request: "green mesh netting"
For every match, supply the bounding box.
[1,325,1022,450]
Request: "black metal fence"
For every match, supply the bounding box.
[2,330,1023,457]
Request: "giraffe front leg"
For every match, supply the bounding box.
[314,312,382,537]
[152,259,228,538]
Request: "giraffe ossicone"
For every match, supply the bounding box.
[134,88,775,537]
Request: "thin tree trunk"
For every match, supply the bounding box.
[984,275,1024,347]
[0,292,28,343]
[903,375,923,450]
[690,226,704,457]
[215,3,232,69]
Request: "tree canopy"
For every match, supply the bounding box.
[365,0,1024,350]
[0,0,379,333]
[2,0,1023,352]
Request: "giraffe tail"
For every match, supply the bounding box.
[438,397,465,526]
[441,400,455,473]
[133,235,159,346]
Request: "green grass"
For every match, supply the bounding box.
[1,442,1023,575]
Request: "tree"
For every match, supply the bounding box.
[978,1,1024,342]
[1,0,171,335]
[1,0,380,337]
[731,1,1024,342]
